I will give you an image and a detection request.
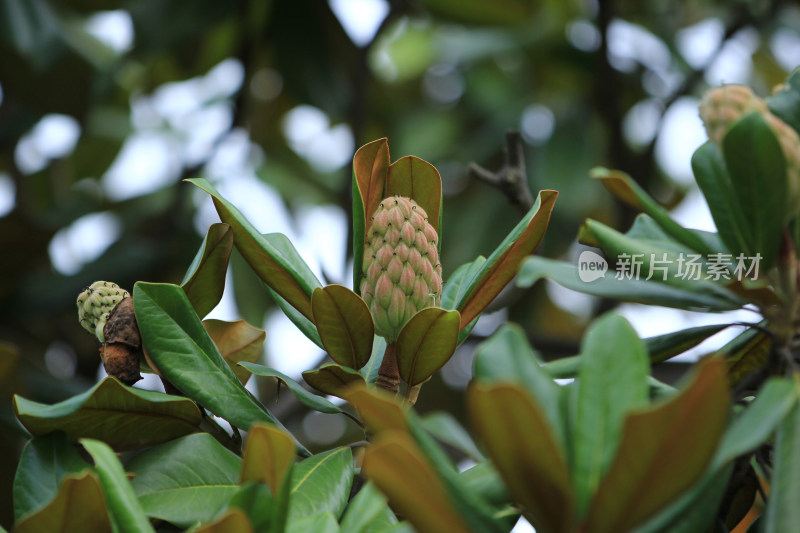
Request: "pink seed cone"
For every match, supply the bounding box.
[361,196,443,341]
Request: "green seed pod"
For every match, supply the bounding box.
[360,196,443,342]
[77,281,130,343]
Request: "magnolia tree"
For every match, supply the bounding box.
[9,70,800,533]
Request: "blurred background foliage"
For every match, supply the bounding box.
[1,0,799,528]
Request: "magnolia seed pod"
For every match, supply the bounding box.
[360,196,443,341]
[100,297,142,386]
[77,281,141,385]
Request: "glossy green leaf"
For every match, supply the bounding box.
[81,438,155,533]
[691,141,754,261]
[339,482,395,533]
[624,213,726,253]
[264,284,324,349]
[518,256,745,311]
[194,509,254,533]
[187,178,321,321]
[13,432,91,521]
[764,399,800,533]
[14,471,112,533]
[473,323,565,447]
[716,378,797,467]
[353,138,390,290]
[385,155,442,234]
[302,363,366,399]
[456,189,557,330]
[590,168,716,254]
[723,328,772,386]
[457,461,511,508]
[468,383,574,533]
[404,410,506,533]
[347,386,506,530]
[133,283,290,437]
[227,483,280,533]
[767,69,800,134]
[545,323,735,379]
[239,362,341,414]
[13,377,202,450]
[420,411,484,462]
[396,307,459,386]
[361,335,386,383]
[646,323,730,364]
[286,512,339,533]
[204,319,265,385]
[241,423,296,495]
[442,258,485,344]
[288,447,353,522]
[181,223,234,319]
[634,463,734,533]
[363,430,472,533]
[722,111,787,270]
[583,358,729,533]
[573,314,649,514]
[127,433,241,527]
[441,257,487,310]
[311,284,374,370]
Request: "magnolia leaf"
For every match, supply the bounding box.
[721,111,787,270]
[187,178,321,321]
[311,285,374,370]
[181,223,234,319]
[239,363,342,414]
[13,432,91,521]
[469,383,573,533]
[288,448,353,522]
[691,142,753,262]
[344,384,408,435]
[764,401,800,532]
[396,308,459,386]
[127,433,242,527]
[385,155,442,234]
[339,482,396,533]
[420,411,484,462]
[203,319,265,385]
[81,439,155,533]
[241,423,296,495]
[286,513,340,533]
[457,190,557,329]
[194,509,254,533]
[13,377,202,450]
[583,358,729,533]
[590,168,715,254]
[363,430,471,533]
[473,323,565,448]
[14,471,112,533]
[572,314,649,514]
[767,69,800,133]
[302,364,366,399]
[134,283,287,433]
[353,138,390,289]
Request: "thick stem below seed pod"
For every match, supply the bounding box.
[376,342,400,394]
[101,297,142,385]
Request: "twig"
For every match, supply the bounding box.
[467,131,535,214]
